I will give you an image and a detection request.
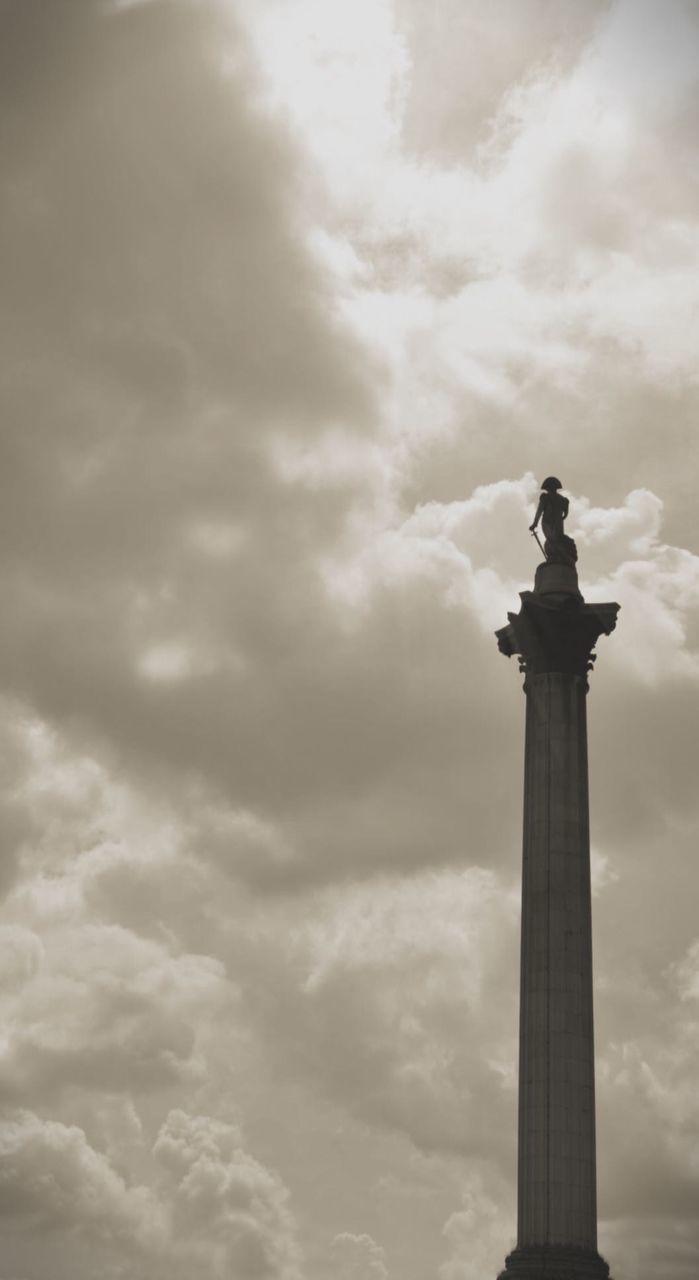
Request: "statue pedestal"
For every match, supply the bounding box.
[533,561,581,600]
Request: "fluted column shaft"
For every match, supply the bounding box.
[518,672,596,1249]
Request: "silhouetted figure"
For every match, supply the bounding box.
[529,476,577,565]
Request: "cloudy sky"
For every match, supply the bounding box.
[2,1,699,1277]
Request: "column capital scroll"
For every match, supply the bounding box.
[495,593,619,682]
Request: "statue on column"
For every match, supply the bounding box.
[529,476,577,565]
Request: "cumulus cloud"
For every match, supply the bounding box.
[0,1111,165,1273]
[154,1110,302,1280]
[0,922,228,1101]
[0,1108,300,1280]
[331,1231,389,1280]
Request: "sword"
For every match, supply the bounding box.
[530,528,547,559]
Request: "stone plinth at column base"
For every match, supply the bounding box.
[497,1245,611,1280]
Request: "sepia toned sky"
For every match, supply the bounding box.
[2,1,699,1277]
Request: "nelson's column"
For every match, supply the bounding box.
[495,478,619,1280]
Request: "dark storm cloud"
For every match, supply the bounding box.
[0,0,373,414]
[0,0,396,879]
[0,0,379,716]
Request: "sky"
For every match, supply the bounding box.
[1,1,699,1277]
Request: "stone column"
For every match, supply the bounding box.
[495,563,619,1280]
